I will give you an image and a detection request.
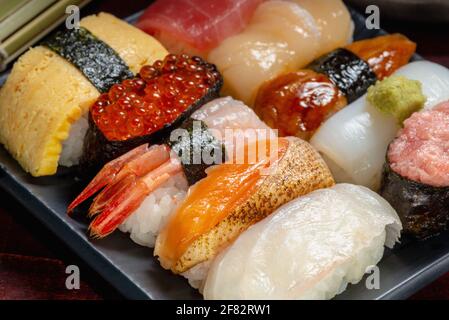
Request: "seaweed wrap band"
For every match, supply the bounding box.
[43,27,134,93]
[165,118,226,186]
[380,163,449,239]
[308,48,377,103]
[0,13,168,177]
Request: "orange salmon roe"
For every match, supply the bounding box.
[90,54,220,141]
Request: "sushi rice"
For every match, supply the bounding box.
[118,173,188,247]
[59,116,89,167]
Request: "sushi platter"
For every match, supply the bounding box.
[0,0,449,300]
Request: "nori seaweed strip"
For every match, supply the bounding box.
[164,118,226,186]
[42,27,133,93]
[380,161,449,239]
[308,48,377,103]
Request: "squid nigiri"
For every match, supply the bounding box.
[155,136,335,273]
[310,61,449,190]
[68,97,275,247]
[208,0,353,105]
[136,0,264,57]
[200,184,401,300]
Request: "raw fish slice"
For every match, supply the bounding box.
[192,97,272,133]
[208,0,321,105]
[136,0,263,56]
[290,0,353,56]
[191,97,276,155]
[202,184,401,300]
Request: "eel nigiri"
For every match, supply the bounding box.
[0,13,168,177]
[68,97,274,247]
[311,61,449,190]
[254,34,416,139]
[380,101,449,239]
[155,136,335,274]
[200,184,401,300]
[81,54,222,171]
[136,0,264,57]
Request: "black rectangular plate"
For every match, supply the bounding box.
[1,8,449,300]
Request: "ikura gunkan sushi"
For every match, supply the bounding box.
[81,53,223,171]
[254,34,416,139]
[155,136,335,274]
[0,13,168,177]
[199,184,401,300]
[311,61,449,190]
[69,97,275,246]
[380,101,449,239]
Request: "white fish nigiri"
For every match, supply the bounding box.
[310,61,449,190]
[202,184,401,300]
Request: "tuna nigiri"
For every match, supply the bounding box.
[155,136,335,274]
[136,0,264,57]
[200,184,401,300]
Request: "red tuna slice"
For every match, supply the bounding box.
[388,100,449,187]
[136,0,264,56]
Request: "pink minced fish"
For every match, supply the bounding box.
[136,0,264,56]
[388,100,449,187]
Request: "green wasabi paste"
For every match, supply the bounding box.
[367,75,426,124]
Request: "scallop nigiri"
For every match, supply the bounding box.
[209,0,350,105]
[201,184,402,300]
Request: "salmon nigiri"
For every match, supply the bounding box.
[155,136,334,274]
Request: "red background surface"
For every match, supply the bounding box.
[0,0,449,300]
